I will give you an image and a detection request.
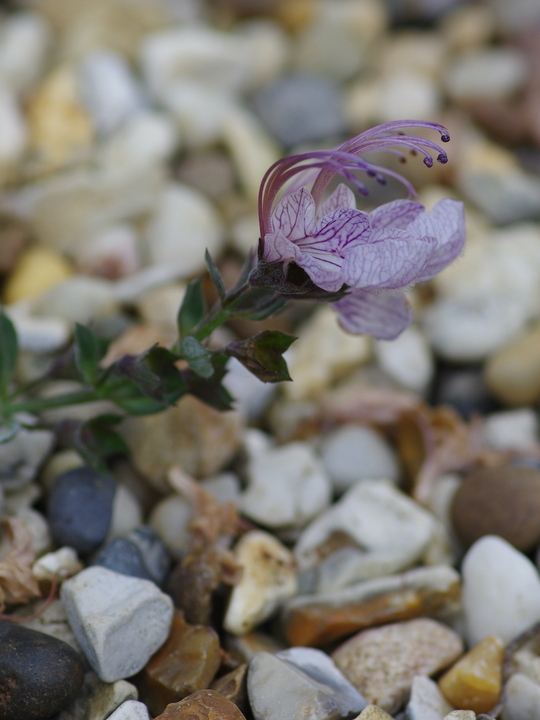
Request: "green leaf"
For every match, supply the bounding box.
[177,278,206,338]
[179,336,214,379]
[182,354,234,411]
[72,414,129,472]
[224,330,296,383]
[0,310,18,397]
[73,323,101,385]
[229,287,287,320]
[205,249,226,300]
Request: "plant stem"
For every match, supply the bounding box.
[3,387,99,417]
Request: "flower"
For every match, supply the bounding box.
[253,120,465,339]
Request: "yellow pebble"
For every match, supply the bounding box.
[3,245,73,304]
[438,634,504,714]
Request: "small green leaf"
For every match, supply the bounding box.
[224,330,296,383]
[182,354,234,411]
[72,414,129,472]
[73,323,101,385]
[179,336,214,379]
[177,278,206,337]
[205,249,226,300]
[0,310,18,397]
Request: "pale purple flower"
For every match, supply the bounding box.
[255,120,465,339]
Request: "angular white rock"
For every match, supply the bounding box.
[224,530,297,635]
[375,325,434,393]
[61,566,174,682]
[504,673,540,720]
[295,480,435,575]
[319,424,400,494]
[78,50,145,135]
[407,675,453,720]
[32,547,83,582]
[0,12,50,94]
[276,647,367,717]
[107,700,150,720]
[144,182,223,280]
[239,441,331,529]
[462,535,540,646]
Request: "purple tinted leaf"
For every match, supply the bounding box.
[333,289,413,339]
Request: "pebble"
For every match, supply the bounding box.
[485,322,540,406]
[251,73,346,147]
[224,530,297,635]
[283,565,461,647]
[3,244,73,305]
[0,426,54,491]
[318,424,400,494]
[0,618,85,720]
[247,651,342,720]
[60,566,174,682]
[378,70,440,123]
[33,546,83,582]
[4,306,71,354]
[77,50,145,135]
[19,599,83,657]
[122,395,242,492]
[461,535,540,646]
[331,619,463,715]
[239,441,331,529]
[138,612,221,716]
[126,526,171,586]
[47,466,117,555]
[452,465,540,552]
[355,707,393,720]
[107,701,151,720]
[445,49,528,101]
[443,713,476,720]
[211,664,249,713]
[276,647,367,717]
[92,538,155,582]
[504,672,540,720]
[30,275,119,325]
[153,689,247,720]
[74,223,140,280]
[56,672,139,720]
[223,357,278,421]
[406,675,453,720]
[108,484,144,540]
[148,494,193,559]
[0,87,27,175]
[144,182,223,280]
[294,480,435,579]
[375,325,434,394]
[0,212,29,275]
[0,12,51,94]
[482,408,539,451]
[438,634,504,714]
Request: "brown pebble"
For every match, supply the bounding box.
[451,465,540,551]
[211,664,249,713]
[154,688,247,719]
[0,214,30,275]
[485,322,540,406]
[137,612,221,716]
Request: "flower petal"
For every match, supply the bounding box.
[270,187,316,241]
[407,198,465,282]
[295,249,345,292]
[261,229,303,264]
[308,208,370,253]
[369,199,425,229]
[318,183,357,217]
[333,289,413,339]
[342,227,436,289]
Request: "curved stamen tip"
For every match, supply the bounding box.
[440,133,451,142]
[437,152,448,164]
[423,156,434,168]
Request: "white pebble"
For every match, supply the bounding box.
[78,50,145,135]
[407,675,453,720]
[319,424,400,494]
[148,494,192,560]
[462,535,540,646]
[29,276,119,325]
[446,48,528,101]
[504,673,540,720]
[443,712,476,720]
[239,441,331,529]
[32,547,83,582]
[483,409,539,451]
[108,484,143,541]
[379,70,440,122]
[74,223,140,279]
[0,87,27,163]
[61,567,173,682]
[107,700,151,720]
[0,12,50,94]
[163,81,235,147]
[375,325,434,393]
[144,182,223,280]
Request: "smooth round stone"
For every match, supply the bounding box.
[504,673,540,720]
[482,409,539,451]
[30,275,119,325]
[0,619,85,720]
[319,424,400,494]
[92,538,155,582]
[251,73,346,147]
[3,244,72,305]
[148,494,192,559]
[74,223,140,279]
[431,365,495,418]
[0,426,54,491]
[445,48,528,101]
[451,465,540,551]
[375,325,434,394]
[485,322,540,406]
[378,71,440,123]
[0,12,51,94]
[108,484,143,540]
[461,535,540,646]
[47,466,116,555]
[0,87,27,168]
[406,675,453,720]
[108,700,151,719]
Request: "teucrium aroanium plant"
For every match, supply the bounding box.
[0,120,465,466]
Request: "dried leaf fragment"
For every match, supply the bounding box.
[0,517,41,611]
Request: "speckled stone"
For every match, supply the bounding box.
[332,619,463,714]
[0,619,85,720]
[153,689,247,719]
